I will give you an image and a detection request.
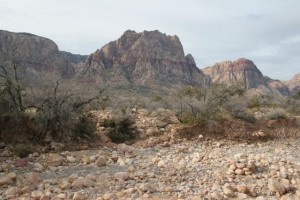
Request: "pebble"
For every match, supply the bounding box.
[268,178,286,195]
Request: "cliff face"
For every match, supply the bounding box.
[0,30,78,78]
[83,30,210,90]
[285,74,300,95]
[202,58,267,90]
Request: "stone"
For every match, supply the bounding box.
[268,178,285,195]
[47,154,65,166]
[234,153,247,160]
[27,172,41,185]
[95,156,107,167]
[117,157,126,166]
[67,156,76,163]
[235,168,245,175]
[115,172,129,181]
[33,162,44,171]
[115,191,126,198]
[6,172,17,181]
[255,196,267,200]
[236,192,248,199]
[72,177,85,189]
[4,187,21,198]
[73,191,86,200]
[157,160,166,168]
[223,186,235,197]
[139,183,154,192]
[210,192,224,200]
[15,158,28,167]
[31,190,43,200]
[236,185,248,193]
[103,193,114,200]
[40,195,51,200]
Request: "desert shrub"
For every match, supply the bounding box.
[175,84,244,124]
[106,116,136,143]
[285,98,300,115]
[225,100,256,123]
[101,118,116,128]
[73,115,95,139]
[13,143,35,158]
[265,108,288,120]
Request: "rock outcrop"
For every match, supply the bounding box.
[0,30,82,78]
[285,73,300,95]
[82,30,210,90]
[202,58,267,90]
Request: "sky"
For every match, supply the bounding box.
[0,0,299,80]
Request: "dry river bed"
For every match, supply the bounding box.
[0,138,300,200]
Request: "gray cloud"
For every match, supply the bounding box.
[0,0,299,80]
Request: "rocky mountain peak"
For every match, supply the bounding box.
[202,58,265,90]
[285,73,300,94]
[85,30,210,90]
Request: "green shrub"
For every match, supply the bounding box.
[106,116,136,143]
[13,143,34,158]
[101,118,116,127]
[73,115,95,138]
[265,108,288,120]
[225,100,256,123]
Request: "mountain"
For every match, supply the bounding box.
[0,30,83,78]
[285,73,300,95]
[202,58,267,90]
[81,30,210,91]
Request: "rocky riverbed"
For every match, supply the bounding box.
[0,137,300,200]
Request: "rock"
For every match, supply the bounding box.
[67,156,76,163]
[223,185,235,197]
[1,150,12,157]
[235,168,245,175]
[83,177,94,187]
[72,177,85,189]
[157,160,166,168]
[256,196,267,200]
[103,193,114,200]
[33,162,44,171]
[118,144,138,155]
[268,178,285,195]
[115,191,126,198]
[6,172,17,181]
[26,172,41,185]
[31,190,43,200]
[236,192,248,199]
[236,185,248,194]
[117,157,126,166]
[47,154,65,166]
[210,192,224,200]
[40,195,51,200]
[15,158,28,167]
[203,58,269,91]
[95,156,107,167]
[234,153,247,160]
[86,30,209,91]
[139,183,154,192]
[114,172,129,181]
[4,187,21,198]
[73,191,87,200]
[125,158,134,165]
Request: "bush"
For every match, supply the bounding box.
[13,143,35,158]
[225,100,256,123]
[265,108,288,120]
[105,115,136,143]
[73,115,95,139]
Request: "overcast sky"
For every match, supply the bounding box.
[1,0,299,80]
